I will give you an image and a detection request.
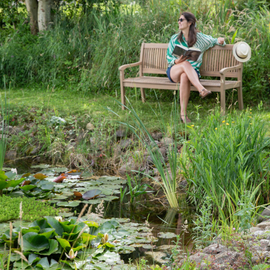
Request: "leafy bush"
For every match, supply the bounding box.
[0,195,58,222]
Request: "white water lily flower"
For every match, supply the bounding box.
[11,168,17,174]
[101,233,109,244]
[54,216,63,222]
[65,248,77,260]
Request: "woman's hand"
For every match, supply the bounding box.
[218,37,225,45]
[174,55,188,65]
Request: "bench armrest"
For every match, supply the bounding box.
[219,64,242,75]
[119,61,142,71]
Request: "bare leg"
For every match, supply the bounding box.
[170,61,210,96]
[179,73,191,122]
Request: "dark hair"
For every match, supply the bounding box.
[177,12,198,47]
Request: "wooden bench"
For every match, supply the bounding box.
[119,43,243,112]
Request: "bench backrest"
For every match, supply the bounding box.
[140,43,241,78]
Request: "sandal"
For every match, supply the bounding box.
[199,88,212,99]
[181,115,191,123]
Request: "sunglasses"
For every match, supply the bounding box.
[178,18,186,22]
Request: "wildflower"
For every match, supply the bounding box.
[226,123,229,125]
[250,123,252,125]
[101,233,109,244]
[222,120,225,123]
[215,128,217,130]
[248,116,252,118]
[54,216,63,222]
[232,121,235,123]
[65,248,77,260]
[191,125,194,127]
[11,168,17,174]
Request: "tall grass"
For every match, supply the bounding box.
[109,95,185,208]
[0,0,269,102]
[0,77,8,170]
[181,109,270,216]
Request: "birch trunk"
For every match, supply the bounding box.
[38,0,52,31]
[25,0,38,35]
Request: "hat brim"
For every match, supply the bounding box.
[233,42,251,63]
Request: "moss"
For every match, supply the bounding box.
[0,195,58,222]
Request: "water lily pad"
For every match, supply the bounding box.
[57,201,80,207]
[22,232,49,252]
[142,244,155,249]
[157,232,177,239]
[82,189,102,200]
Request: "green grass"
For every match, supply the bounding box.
[5,87,270,133]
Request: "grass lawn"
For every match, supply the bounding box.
[4,86,270,134]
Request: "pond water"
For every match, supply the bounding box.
[3,161,194,266]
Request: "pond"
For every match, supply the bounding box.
[0,163,194,269]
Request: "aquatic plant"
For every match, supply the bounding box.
[181,109,270,215]
[0,195,58,222]
[109,97,183,208]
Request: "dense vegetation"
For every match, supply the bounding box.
[0,0,270,103]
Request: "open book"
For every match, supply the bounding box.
[172,44,201,61]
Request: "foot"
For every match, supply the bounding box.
[181,115,191,123]
[199,88,212,98]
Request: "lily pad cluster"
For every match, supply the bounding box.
[0,213,161,269]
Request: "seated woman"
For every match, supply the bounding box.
[166,11,225,123]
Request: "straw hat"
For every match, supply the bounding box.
[233,42,251,62]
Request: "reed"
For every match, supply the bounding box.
[181,109,270,216]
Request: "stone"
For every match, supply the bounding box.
[115,128,127,138]
[257,221,270,229]
[86,122,95,131]
[5,150,17,160]
[151,132,163,140]
[203,243,227,254]
[160,137,173,146]
[249,227,261,233]
[213,251,240,265]
[119,139,133,151]
[118,162,138,176]
[188,253,212,265]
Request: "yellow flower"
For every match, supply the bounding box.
[226,123,229,125]
[250,108,252,111]
[250,123,252,125]
[222,120,225,123]
[248,116,252,118]
[232,121,235,123]
[215,128,217,130]
[191,125,194,127]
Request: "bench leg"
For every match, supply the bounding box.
[220,90,226,113]
[140,88,145,103]
[238,86,244,110]
[120,84,126,110]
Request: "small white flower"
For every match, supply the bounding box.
[11,168,17,174]
[54,216,63,222]
[65,248,77,260]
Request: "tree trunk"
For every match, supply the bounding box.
[25,0,38,35]
[38,0,52,32]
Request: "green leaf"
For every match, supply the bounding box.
[39,239,59,255]
[22,226,40,234]
[8,178,25,188]
[20,185,36,191]
[0,171,8,181]
[39,228,55,239]
[36,257,50,269]
[22,232,49,252]
[28,253,40,265]
[56,238,71,250]
[45,216,64,236]
[57,201,80,207]
[0,180,9,190]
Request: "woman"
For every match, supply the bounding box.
[166,12,225,123]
